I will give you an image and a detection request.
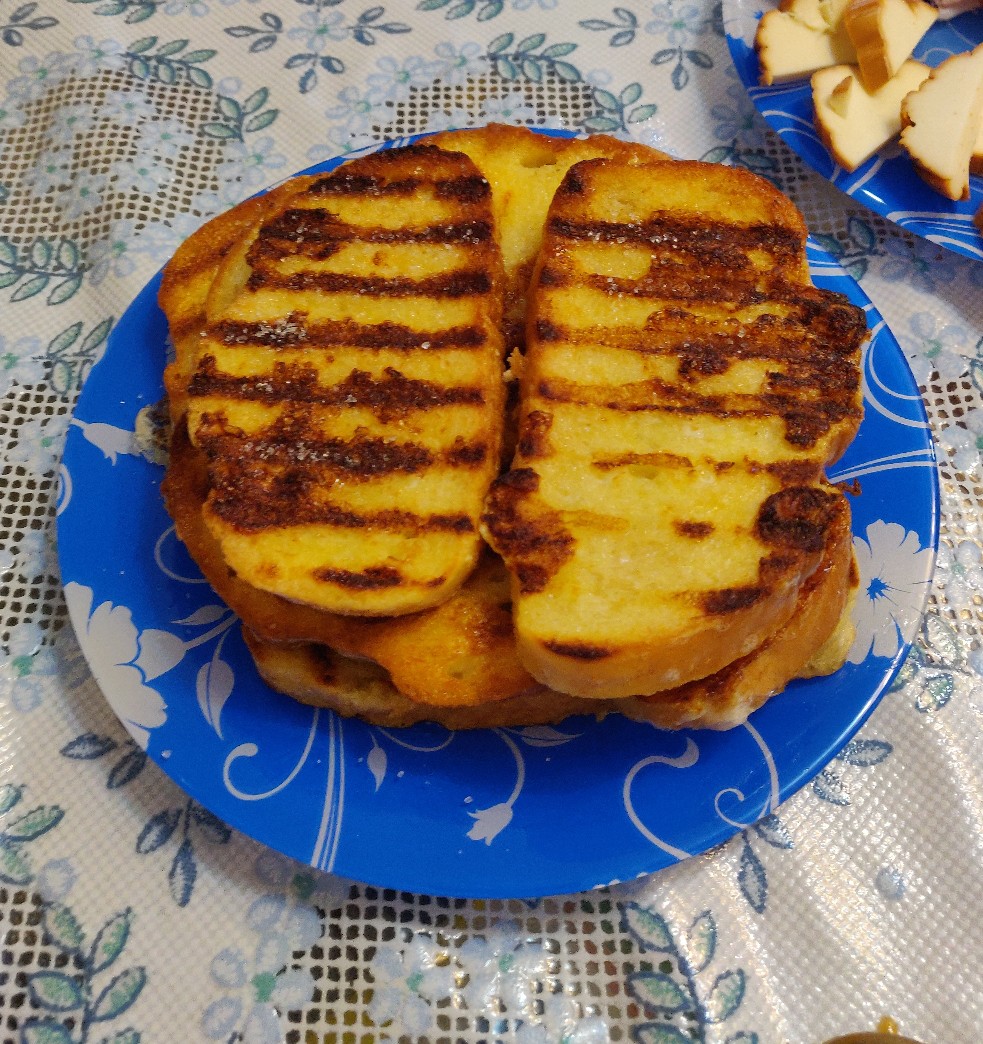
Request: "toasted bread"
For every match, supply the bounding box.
[483,158,866,700]
[244,498,856,730]
[899,43,983,201]
[159,130,862,730]
[165,145,508,616]
[427,125,670,350]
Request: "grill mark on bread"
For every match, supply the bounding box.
[591,453,825,484]
[482,468,575,595]
[542,265,768,307]
[675,520,714,539]
[253,209,492,252]
[198,424,487,479]
[315,565,410,591]
[701,586,765,615]
[592,450,693,471]
[246,267,492,298]
[536,293,866,358]
[756,486,840,553]
[310,165,490,205]
[548,214,802,261]
[214,316,487,352]
[537,376,859,450]
[516,410,554,459]
[208,484,475,534]
[541,640,612,661]
[189,359,485,421]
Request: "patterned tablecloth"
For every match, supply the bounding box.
[2,1,982,1041]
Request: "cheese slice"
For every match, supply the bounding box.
[812,60,930,170]
[779,0,852,30]
[756,5,858,84]
[844,0,937,90]
[900,43,983,200]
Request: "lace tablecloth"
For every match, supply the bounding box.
[2,1,982,1041]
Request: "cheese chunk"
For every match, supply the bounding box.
[756,4,857,84]
[844,0,937,90]
[812,60,930,170]
[780,0,852,30]
[900,43,983,201]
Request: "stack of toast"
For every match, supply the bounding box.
[159,124,867,731]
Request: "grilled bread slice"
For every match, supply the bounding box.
[244,499,856,729]
[159,171,536,707]
[427,125,670,350]
[483,158,867,700]
[166,336,855,724]
[162,419,539,706]
[166,144,507,616]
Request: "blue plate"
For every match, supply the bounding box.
[57,137,939,899]
[724,3,983,261]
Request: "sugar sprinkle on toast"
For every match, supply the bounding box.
[168,144,508,616]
